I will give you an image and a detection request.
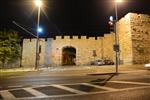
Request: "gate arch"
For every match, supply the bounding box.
[62,46,76,66]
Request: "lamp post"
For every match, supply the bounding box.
[114,0,122,73]
[35,0,42,69]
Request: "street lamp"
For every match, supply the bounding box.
[35,0,42,7]
[116,0,123,3]
[37,27,43,33]
[35,0,42,69]
[114,0,122,73]
[115,0,122,21]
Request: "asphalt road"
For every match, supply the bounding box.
[0,71,113,90]
[0,69,150,100]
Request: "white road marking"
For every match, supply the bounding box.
[1,83,150,100]
[19,94,81,100]
[118,85,150,91]
[109,81,150,86]
[0,90,16,100]
[81,83,117,91]
[1,80,150,92]
[23,88,48,97]
[1,81,150,99]
[122,70,147,73]
[52,85,87,94]
[8,85,23,88]
[19,86,150,100]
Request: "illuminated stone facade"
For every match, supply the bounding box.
[22,34,115,67]
[22,13,150,67]
[118,13,150,64]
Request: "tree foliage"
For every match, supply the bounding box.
[0,30,21,67]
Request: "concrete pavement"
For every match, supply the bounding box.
[39,64,147,76]
[0,64,147,76]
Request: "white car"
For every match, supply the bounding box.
[91,60,105,66]
[145,63,150,69]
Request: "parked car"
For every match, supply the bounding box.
[104,59,114,65]
[145,63,150,69]
[91,59,105,66]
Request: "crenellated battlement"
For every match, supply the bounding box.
[24,35,108,42]
[55,35,103,40]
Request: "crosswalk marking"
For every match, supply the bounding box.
[0,90,16,100]
[81,83,117,91]
[23,88,48,97]
[52,85,87,94]
[1,81,150,99]
[117,85,150,91]
[109,81,150,86]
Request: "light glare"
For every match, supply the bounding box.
[37,27,43,33]
[35,0,42,7]
[109,16,114,21]
[115,0,123,3]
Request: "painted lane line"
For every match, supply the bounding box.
[3,80,149,93]
[118,85,150,91]
[121,70,147,73]
[0,82,104,92]
[0,90,16,100]
[19,86,150,100]
[8,85,23,88]
[23,88,48,97]
[52,85,87,94]
[19,94,81,100]
[109,81,150,86]
[81,83,117,91]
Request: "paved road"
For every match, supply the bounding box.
[0,69,150,100]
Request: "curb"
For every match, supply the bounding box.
[0,68,37,73]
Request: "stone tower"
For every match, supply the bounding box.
[118,13,150,64]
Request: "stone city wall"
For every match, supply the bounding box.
[22,35,115,67]
[22,39,36,67]
[22,13,150,67]
[117,13,133,64]
[102,33,115,62]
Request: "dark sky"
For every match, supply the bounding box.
[0,0,150,38]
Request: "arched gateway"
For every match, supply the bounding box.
[62,46,76,66]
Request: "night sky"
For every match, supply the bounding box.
[0,0,150,38]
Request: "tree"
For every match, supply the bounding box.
[0,30,21,67]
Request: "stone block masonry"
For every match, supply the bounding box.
[22,35,115,67]
[22,13,150,67]
[117,13,150,64]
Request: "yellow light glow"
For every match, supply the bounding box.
[35,0,42,7]
[115,0,123,3]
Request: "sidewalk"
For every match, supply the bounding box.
[39,64,147,76]
[0,67,36,73]
[0,64,146,75]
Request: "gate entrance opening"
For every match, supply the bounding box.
[62,47,76,66]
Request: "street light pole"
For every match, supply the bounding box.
[114,2,118,73]
[115,2,118,21]
[114,0,122,73]
[35,0,42,69]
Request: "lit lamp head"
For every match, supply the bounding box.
[35,0,42,7]
[115,0,123,3]
[37,27,43,33]
[109,16,114,22]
